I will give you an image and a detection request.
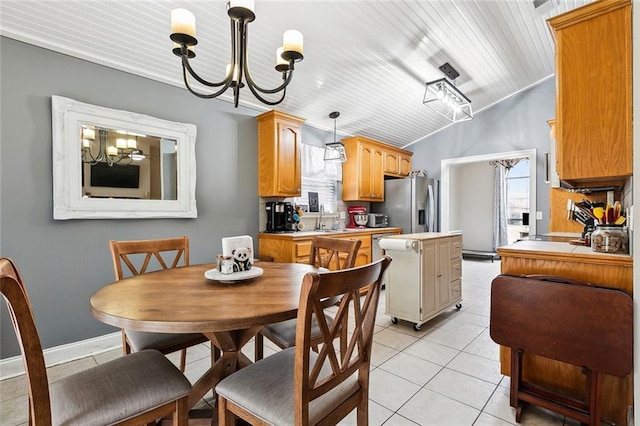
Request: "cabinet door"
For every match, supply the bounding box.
[420,243,437,320]
[398,153,412,176]
[371,148,384,199]
[383,151,400,175]
[435,241,451,310]
[275,122,301,196]
[551,1,632,181]
[358,144,384,201]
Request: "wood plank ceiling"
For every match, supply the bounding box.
[0,0,592,148]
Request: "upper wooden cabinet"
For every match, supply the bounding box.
[548,0,632,187]
[342,136,413,201]
[257,110,305,197]
[383,149,412,178]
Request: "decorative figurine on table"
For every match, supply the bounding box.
[232,247,252,272]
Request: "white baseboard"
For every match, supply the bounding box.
[0,332,121,380]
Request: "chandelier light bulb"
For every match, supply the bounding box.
[283,30,303,55]
[170,9,196,40]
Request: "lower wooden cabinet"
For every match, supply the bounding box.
[258,229,401,269]
[497,242,633,426]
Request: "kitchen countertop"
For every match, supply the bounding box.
[258,227,402,239]
[497,239,632,266]
[382,232,462,241]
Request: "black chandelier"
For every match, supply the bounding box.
[170,1,304,107]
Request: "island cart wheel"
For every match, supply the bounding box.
[456,303,462,309]
[391,317,398,325]
[413,323,421,331]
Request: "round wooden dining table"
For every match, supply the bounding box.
[90,261,322,409]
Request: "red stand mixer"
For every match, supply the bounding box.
[347,206,368,228]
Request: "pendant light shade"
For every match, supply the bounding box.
[323,111,347,162]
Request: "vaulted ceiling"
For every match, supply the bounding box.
[0,0,592,148]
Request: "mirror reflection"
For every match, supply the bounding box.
[52,95,197,220]
[80,125,177,200]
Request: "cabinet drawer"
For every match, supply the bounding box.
[450,279,462,302]
[450,238,462,259]
[295,241,311,259]
[450,259,462,281]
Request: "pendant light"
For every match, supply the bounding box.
[323,111,347,162]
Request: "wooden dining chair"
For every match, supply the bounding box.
[217,256,391,426]
[254,236,362,361]
[109,236,216,371]
[0,257,191,426]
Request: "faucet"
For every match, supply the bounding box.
[317,204,325,230]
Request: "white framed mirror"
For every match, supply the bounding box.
[52,96,197,219]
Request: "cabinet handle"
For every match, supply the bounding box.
[437,273,442,277]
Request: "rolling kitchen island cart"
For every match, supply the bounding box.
[380,232,462,331]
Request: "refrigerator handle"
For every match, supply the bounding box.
[427,184,435,231]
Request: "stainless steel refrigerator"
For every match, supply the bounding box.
[371,176,439,233]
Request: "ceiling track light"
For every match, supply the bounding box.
[423,63,473,123]
[170,1,304,107]
[323,111,347,162]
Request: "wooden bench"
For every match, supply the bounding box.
[490,274,632,426]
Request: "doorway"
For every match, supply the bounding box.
[440,149,537,253]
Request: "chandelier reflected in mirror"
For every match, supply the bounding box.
[170,1,304,107]
[423,63,473,123]
[81,126,147,166]
[323,111,347,162]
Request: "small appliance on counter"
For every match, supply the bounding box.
[367,213,389,228]
[347,206,368,228]
[265,201,296,232]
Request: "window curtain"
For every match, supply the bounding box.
[490,158,525,251]
[296,144,341,212]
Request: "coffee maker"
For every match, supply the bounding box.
[266,201,295,232]
[347,206,368,228]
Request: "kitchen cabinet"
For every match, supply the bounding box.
[383,233,462,331]
[342,136,413,202]
[342,136,384,201]
[257,228,402,268]
[383,148,412,178]
[548,0,631,187]
[497,240,632,426]
[257,110,305,197]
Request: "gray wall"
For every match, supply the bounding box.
[0,35,556,359]
[0,37,269,358]
[408,79,554,234]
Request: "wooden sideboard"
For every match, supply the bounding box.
[496,240,633,425]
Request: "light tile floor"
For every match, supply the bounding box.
[0,259,590,425]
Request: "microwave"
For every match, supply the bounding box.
[367,213,388,228]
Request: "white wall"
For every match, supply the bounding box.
[450,162,494,252]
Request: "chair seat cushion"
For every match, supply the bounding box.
[261,313,336,349]
[125,329,207,352]
[216,347,359,425]
[50,349,191,425]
